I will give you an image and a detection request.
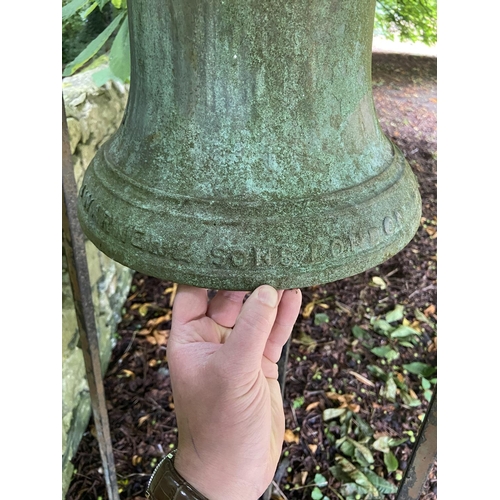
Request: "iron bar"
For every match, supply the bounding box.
[396,389,437,500]
[62,99,120,500]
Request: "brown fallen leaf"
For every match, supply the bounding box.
[301,471,308,485]
[169,283,178,307]
[138,415,149,427]
[308,444,318,454]
[120,369,135,378]
[153,329,168,345]
[306,401,320,412]
[284,429,299,444]
[146,312,172,329]
[132,455,142,466]
[424,304,436,316]
[302,301,315,319]
[348,370,375,387]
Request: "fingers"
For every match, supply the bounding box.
[221,285,279,369]
[171,285,209,328]
[206,290,248,328]
[263,289,302,363]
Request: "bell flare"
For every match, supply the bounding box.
[77,141,420,290]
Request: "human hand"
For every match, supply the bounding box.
[166,285,302,500]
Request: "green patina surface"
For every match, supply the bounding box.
[78,0,421,290]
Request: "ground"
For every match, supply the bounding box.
[67,50,437,500]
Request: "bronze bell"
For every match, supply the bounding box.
[77,0,421,290]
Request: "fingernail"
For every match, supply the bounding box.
[257,286,278,307]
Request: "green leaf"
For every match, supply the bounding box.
[354,414,374,437]
[372,436,390,453]
[398,341,414,348]
[311,486,324,500]
[370,318,393,335]
[380,376,397,401]
[384,450,398,473]
[391,325,419,339]
[111,0,123,7]
[98,0,110,8]
[62,0,91,21]
[92,66,117,87]
[63,11,125,77]
[371,345,399,362]
[362,469,398,494]
[403,362,436,378]
[352,325,367,340]
[367,365,388,381]
[400,390,421,407]
[424,389,433,402]
[340,439,355,457]
[421,377,431,390]
[315,313,330,325]
[323,408,347,421]
[346,438,374,464]
[293,396,305,409]
[109,15,130,81]
[414,308,436,329]
[385,305,404,323]
[336,457,379,497]
[82,2,99,18]
[388,437,408,448]
[314,473,328,488]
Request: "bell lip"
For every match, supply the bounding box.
[79,207,421,290]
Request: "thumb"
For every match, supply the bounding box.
[220,285,279,371]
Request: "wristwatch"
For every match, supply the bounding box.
[146,450,209,500]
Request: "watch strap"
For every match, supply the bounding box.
[146,451,209,500]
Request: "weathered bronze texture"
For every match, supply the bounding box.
[78,0,421,290]
[63,102,120,500]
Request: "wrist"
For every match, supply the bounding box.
[174,448,261,500]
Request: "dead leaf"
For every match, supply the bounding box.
[153,329,168,345]
[348,370,375,387]
[138,415,149,427]
[119,369,135,378]
[132,455,142,466]
[137,328,151,336]
[146,312,172,328]
[306,401,320,412]
[308,444,318,454]
[424,304,436,316]
[284,429,299,444]
[148,359,159,367]
[169,283,178,307]
[372,276,387,290]
[301,471,308,485]
[410,320,421,332]
[425,226,436,237]
[396,373,405,383]
[138,303,150,317]
[146,335,157,345]
[302,301,315,319]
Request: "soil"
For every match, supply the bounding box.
[66,52,437,500]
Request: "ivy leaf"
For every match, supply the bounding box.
[314,473,328,488]
[363,468,398,494]
[403,362,436,378]
[63,11,125,76]
[314,313,330,325]
[385,304,404,323]
[391,325,419,339]
[346,437,374,464]
[311,486,323,500]
[371,345,399,362]
[384,450,398,473]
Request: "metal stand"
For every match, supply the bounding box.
[63,100,120,500]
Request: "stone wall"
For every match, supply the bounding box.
[62,67,134,497]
